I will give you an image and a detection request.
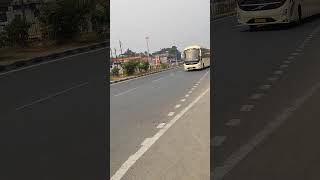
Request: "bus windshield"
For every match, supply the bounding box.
[238,0,285,5]
[184,49,200,61]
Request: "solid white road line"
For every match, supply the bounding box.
[16,82,89,111]
[212,81,320,180]
[141,138,153,146]
[225,119,241,127]
[240,105,254,112]
[114,87,138,97]
[156,123,166,129]
[199,70,210,81]
[110,87,210,180]
[212,136,227,147]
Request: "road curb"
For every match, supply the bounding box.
[0,41,108,73]
[110,65,183,84]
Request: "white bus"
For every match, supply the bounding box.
[183,45,210,71]
[236,0,320,29]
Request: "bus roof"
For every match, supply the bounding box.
[183,45,209,51]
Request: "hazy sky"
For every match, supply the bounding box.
[110,0,210,55]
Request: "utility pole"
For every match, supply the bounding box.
[119,40,123,57]
[114,48,118,68]
[145,36,150,64]
[110,48,113,67]
[173,40,178,66]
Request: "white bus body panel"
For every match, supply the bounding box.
[236,0,320,26]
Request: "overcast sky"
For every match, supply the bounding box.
[110,0,210,55]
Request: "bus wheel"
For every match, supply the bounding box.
[203,63,205,69]
[297,5,302,25]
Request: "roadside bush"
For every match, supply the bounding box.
[4,16,30,47]
[137,61,149,72]
[111,66,120,76]
[123,61,138,76]
[161,63,169,69]
[142,61,150,72]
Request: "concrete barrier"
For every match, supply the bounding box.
[110,65,183,85]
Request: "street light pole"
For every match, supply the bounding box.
[145,36,150,64]
[114,48,118,68]
[173,40,178,66]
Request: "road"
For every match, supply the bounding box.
[0,49,107,180]
[110,67,210,179]
[212,15,320,179]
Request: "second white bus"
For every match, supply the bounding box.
[183,45,210,71]
[236,0,320,29]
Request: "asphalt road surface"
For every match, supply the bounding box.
[0,48,108,180]
[212,15,320,180]
[111,67,210,179]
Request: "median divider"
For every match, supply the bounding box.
[0,41,108,73]
[110,65,183,84]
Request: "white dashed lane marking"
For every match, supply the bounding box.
[240,105,254,112]
[212,136,227,147]
[181,99,186,102]
[114,87,138,97]
[280,64,289,69]
[175,104,181,109]
[250,93,264,100]
[292,52,301,56]
[225,119,241,127]
[185,94,190,97]
[268,77,279,82]
[212,82,320,180]
[168,112,175,117]
[259,84,272,90]
[274,70,284,75]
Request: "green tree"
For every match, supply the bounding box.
[39,0,95,41]
[91,1,108,38]
[4,16,30,47]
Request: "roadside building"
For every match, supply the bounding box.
[152,46,182,64]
